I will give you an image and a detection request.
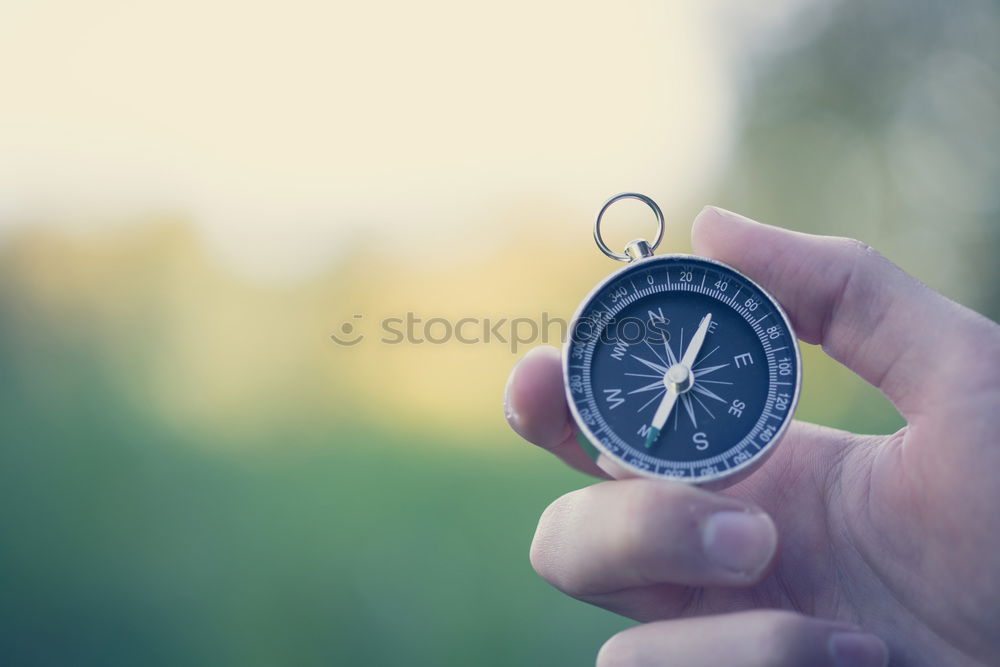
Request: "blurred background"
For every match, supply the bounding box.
[1,0,998,664]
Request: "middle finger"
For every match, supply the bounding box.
[531,478,777,609]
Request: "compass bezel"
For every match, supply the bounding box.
[562,253,802,488]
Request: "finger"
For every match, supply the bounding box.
[692,206,993,416]
[530,479,778,601]
[597,610,888,667]
[505,345,609,477]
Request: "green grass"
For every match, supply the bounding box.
[0,319,629,665]
[0,292,903,666]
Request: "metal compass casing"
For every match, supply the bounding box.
[564,194,802,488]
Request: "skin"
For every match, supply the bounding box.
[504,206,1000,667]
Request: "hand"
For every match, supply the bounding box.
[504,206,1000,667]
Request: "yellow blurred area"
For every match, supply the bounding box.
[0,0,984,445]
[0,204,692,443]
[1,205,893,448]
[0,0,783,446]
[0,0,741,281]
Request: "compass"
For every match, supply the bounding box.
[564,193,801,487]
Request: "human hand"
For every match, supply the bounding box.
[504,207,1000,666]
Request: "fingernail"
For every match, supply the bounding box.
[828,632,888,667]
[701,510,777,576]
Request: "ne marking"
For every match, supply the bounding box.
[693,345,720,368]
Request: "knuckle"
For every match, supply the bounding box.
[832,237,888,277]
[819,237,891,343]
[837,236,879,260]
[842,237,897,283]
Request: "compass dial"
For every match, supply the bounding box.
[564,255,801,485]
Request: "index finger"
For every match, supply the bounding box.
[692,206,997,417]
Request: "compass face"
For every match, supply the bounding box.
[564,255,801,485]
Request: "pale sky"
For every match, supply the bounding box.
[0,0,818,281]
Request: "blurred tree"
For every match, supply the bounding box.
[721,0,1000,321]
